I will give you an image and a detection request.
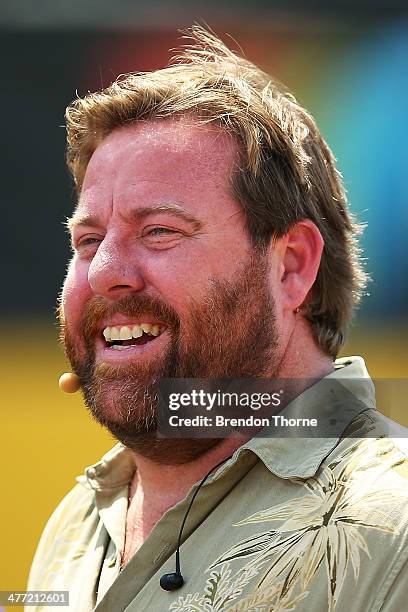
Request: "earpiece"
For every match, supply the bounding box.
[58,372,81,393]
[159,572,184,591]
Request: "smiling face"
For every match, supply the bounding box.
[60,118,281,461]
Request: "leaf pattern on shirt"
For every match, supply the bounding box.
[169,562,304,611]
[169,438,408,612]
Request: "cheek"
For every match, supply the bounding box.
[60,258,92,330]
[143,254,206,315]
[143,249,250,324]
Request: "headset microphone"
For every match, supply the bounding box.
[159,549,184,591]
[160,454,233,591]
[58,372,81,393]
[58,370,231,592]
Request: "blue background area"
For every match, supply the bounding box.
[318,22,408,317]
[1,16,407,323]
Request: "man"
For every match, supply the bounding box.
[28,26,408,611]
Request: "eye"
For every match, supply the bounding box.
[78,237,102,246]
[141,226,184,247]
[73,235,103,255]
[145,227,179,236]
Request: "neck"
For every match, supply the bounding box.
[129,435,249,510]
[275,314,334,381]
[129,320,334,509]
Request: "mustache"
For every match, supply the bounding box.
[60,294,180,347]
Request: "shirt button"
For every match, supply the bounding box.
[87,467,97,478]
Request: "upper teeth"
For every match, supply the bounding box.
[103,323,162,342]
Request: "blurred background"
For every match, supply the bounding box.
[1,0,407,603]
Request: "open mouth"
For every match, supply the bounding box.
[102,323,167,351]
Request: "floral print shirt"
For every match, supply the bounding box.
[27,357,408,611]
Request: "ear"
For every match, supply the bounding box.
[273,220,324,312]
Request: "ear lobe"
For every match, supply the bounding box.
[279,220,324,312]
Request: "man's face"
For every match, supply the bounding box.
[60,119,281,462]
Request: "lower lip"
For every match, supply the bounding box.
[95,331,169,364]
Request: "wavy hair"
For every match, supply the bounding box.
[65,25,368,357]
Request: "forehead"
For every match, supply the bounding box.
[78,118,241,219]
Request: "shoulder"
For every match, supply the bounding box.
[321,411,408,527]
[315,415,408,610]
[27,482,97,590]
[332,408,408,481]
[40,481,97,537]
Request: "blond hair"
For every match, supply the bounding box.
[65,25,368,358]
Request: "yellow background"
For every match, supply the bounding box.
[1,322,407,610]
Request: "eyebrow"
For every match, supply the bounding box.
[66,204,203,233]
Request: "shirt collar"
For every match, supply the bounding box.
[77,356,375,489]
[239,355,375,480]
[77,443,134,492]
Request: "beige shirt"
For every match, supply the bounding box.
[27,357,408,611]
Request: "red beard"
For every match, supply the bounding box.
[59,250,279,463]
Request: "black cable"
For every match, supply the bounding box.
[160,453,233,591]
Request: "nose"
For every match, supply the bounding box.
[87,236,145,299]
